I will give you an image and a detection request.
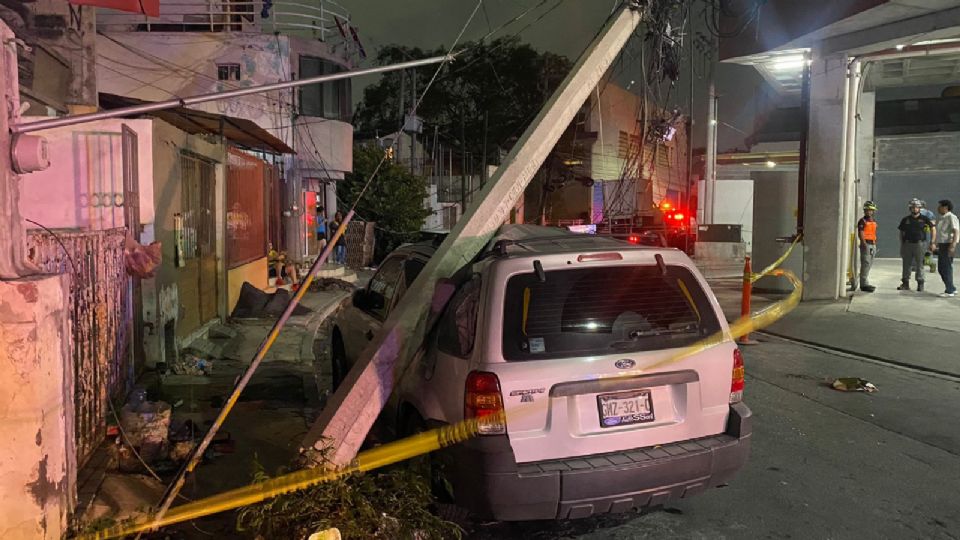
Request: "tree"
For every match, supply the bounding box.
[353,37,573,164]
[339,144,432,261]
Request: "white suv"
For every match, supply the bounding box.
[327,225,750,521]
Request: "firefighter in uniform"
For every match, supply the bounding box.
[857,201,878,292]
[898,199,936,291]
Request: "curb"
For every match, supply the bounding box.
[298,291,351,362]
[758,330,960,380]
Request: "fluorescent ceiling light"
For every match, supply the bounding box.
[913,38,960,46]
[770,55,806,71]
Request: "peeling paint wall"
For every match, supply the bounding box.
[0,274,73,540]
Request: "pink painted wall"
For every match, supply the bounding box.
[18,118,154,231]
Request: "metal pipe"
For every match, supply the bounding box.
[795,52,812,235]
[13,55,453,134]
[703,82,717,224]
[839,59,862,297]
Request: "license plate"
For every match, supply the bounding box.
[597,389,655,428]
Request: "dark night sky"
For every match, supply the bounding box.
[344,0,765,151]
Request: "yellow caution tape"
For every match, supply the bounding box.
[750,235,802,283]
[79,265,802,540]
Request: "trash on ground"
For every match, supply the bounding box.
[310,277,356,292]
[231,281,312,318]
[123,234,162,278]
[309,529,342,540]
[831,378,878,393]
[169,440,196,462]
[119,400,171,465]
[171,353,213,376]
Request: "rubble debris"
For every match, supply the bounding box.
[119,400,171,465]
[171,353,214,376]
[310,277,357,292]
[169,441,196,462]
[231,281,312,319]
[831,378,878,393]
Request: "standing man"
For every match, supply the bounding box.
[856,201,878,292]
[898,199,936,291]
[933,199,958,297]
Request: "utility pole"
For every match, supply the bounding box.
[301,4,645,467]
[704,82,718,224]
[481,110,489,187]
[398,69,405,167]
[410,70,417,174]
[460,110,467,211]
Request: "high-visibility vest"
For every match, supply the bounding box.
[863,220,877,241]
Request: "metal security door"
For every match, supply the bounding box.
[122,125,144,375]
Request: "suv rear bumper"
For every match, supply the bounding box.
[447,402,751,521]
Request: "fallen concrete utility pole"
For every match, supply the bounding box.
[301,3,645,466]
[12,55,452,134]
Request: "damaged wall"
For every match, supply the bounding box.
[0,274,74,539]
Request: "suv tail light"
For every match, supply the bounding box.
[730,348,745,404]
[628,234,640,244]
[465,371,506,435]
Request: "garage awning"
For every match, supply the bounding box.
[99,93,295,155]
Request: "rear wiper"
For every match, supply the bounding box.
[609,326,698,348]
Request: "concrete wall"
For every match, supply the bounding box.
[227,257,268,313]
[0,274,73,540]
[19,118,154,230]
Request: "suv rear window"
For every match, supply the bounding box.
[502,264,721,360]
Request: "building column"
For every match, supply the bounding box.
[802,54,850,300]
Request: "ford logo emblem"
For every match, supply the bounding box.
[615,359,636,369]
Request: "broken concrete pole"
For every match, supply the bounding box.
[301,6,644,466]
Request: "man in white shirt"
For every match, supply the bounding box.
[934,199,959,297]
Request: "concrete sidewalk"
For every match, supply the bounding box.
[707,272,960,378]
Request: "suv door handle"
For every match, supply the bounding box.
[365,330,375,341]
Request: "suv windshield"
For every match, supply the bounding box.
[502,264,721,360]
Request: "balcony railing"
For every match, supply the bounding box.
[97,0,353,44]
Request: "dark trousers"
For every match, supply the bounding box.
[937,244,955,294]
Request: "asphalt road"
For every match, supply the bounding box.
[469,336,960,540]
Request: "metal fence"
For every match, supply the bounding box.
[97,0,355,46]
[26,228,133,467]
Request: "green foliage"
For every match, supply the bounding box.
[354,37,573,158]
[235,459,462,540]
[340,144,432,259]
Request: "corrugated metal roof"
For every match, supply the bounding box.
[98,93,295,155]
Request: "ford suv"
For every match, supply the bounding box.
[327,225,750,521]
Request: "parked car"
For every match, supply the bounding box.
[327,225,750,521]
